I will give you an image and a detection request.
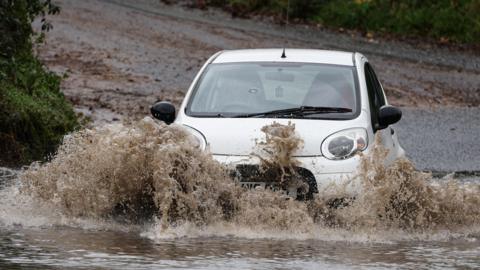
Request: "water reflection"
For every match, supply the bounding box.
[0,226,478,269]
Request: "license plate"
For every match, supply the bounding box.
[239,182,297,197]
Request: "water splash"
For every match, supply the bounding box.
[21,117,242,228]
[309,137,480,231]
[256,121,303,170]
[252,121,310,197]
[5,118,480,240]
[357,139,480,229]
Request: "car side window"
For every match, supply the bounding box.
[364,63,385,131]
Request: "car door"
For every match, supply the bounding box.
[364,63,403,164]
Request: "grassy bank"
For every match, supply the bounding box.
[0,0,77,166]
[202,0,480,45]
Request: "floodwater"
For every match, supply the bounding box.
[1,226,479,269]
[1,119,479,269]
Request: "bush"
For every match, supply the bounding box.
[204,0,480,44]
[0,0,77,166]
[316,0,480,43]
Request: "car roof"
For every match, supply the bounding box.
[212,49,355,66]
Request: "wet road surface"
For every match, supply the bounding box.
[397,107,480,173]
[2,0,478,269]
[1,226,479,270]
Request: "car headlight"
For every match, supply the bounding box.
[183,125,207,150]
[321,128,368,160]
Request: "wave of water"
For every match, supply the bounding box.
[1,117,479,243]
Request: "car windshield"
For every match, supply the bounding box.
[187,62,359,119]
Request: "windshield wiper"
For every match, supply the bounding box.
[231,106,352,118]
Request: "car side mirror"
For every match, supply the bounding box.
[150,101,176,125]
[377,105,402,129]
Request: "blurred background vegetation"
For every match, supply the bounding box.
[200,0,480,44]
[0,0,77,167]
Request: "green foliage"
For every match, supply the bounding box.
[0,0,77,166]
[315,0,480,43]
[206,0,480,44]
[0,0,59,59]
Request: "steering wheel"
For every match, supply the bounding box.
[219,103,253,113]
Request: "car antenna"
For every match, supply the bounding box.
[281,0,290,58]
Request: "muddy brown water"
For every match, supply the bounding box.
[1,119,479,269]
[0,227,479,269]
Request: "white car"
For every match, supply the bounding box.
[151,49,404,197]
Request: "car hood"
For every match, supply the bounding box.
[179,116,368,156]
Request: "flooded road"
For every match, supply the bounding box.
[1,120,479,269]
[2,0,478,268]
[1,226,479,269]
